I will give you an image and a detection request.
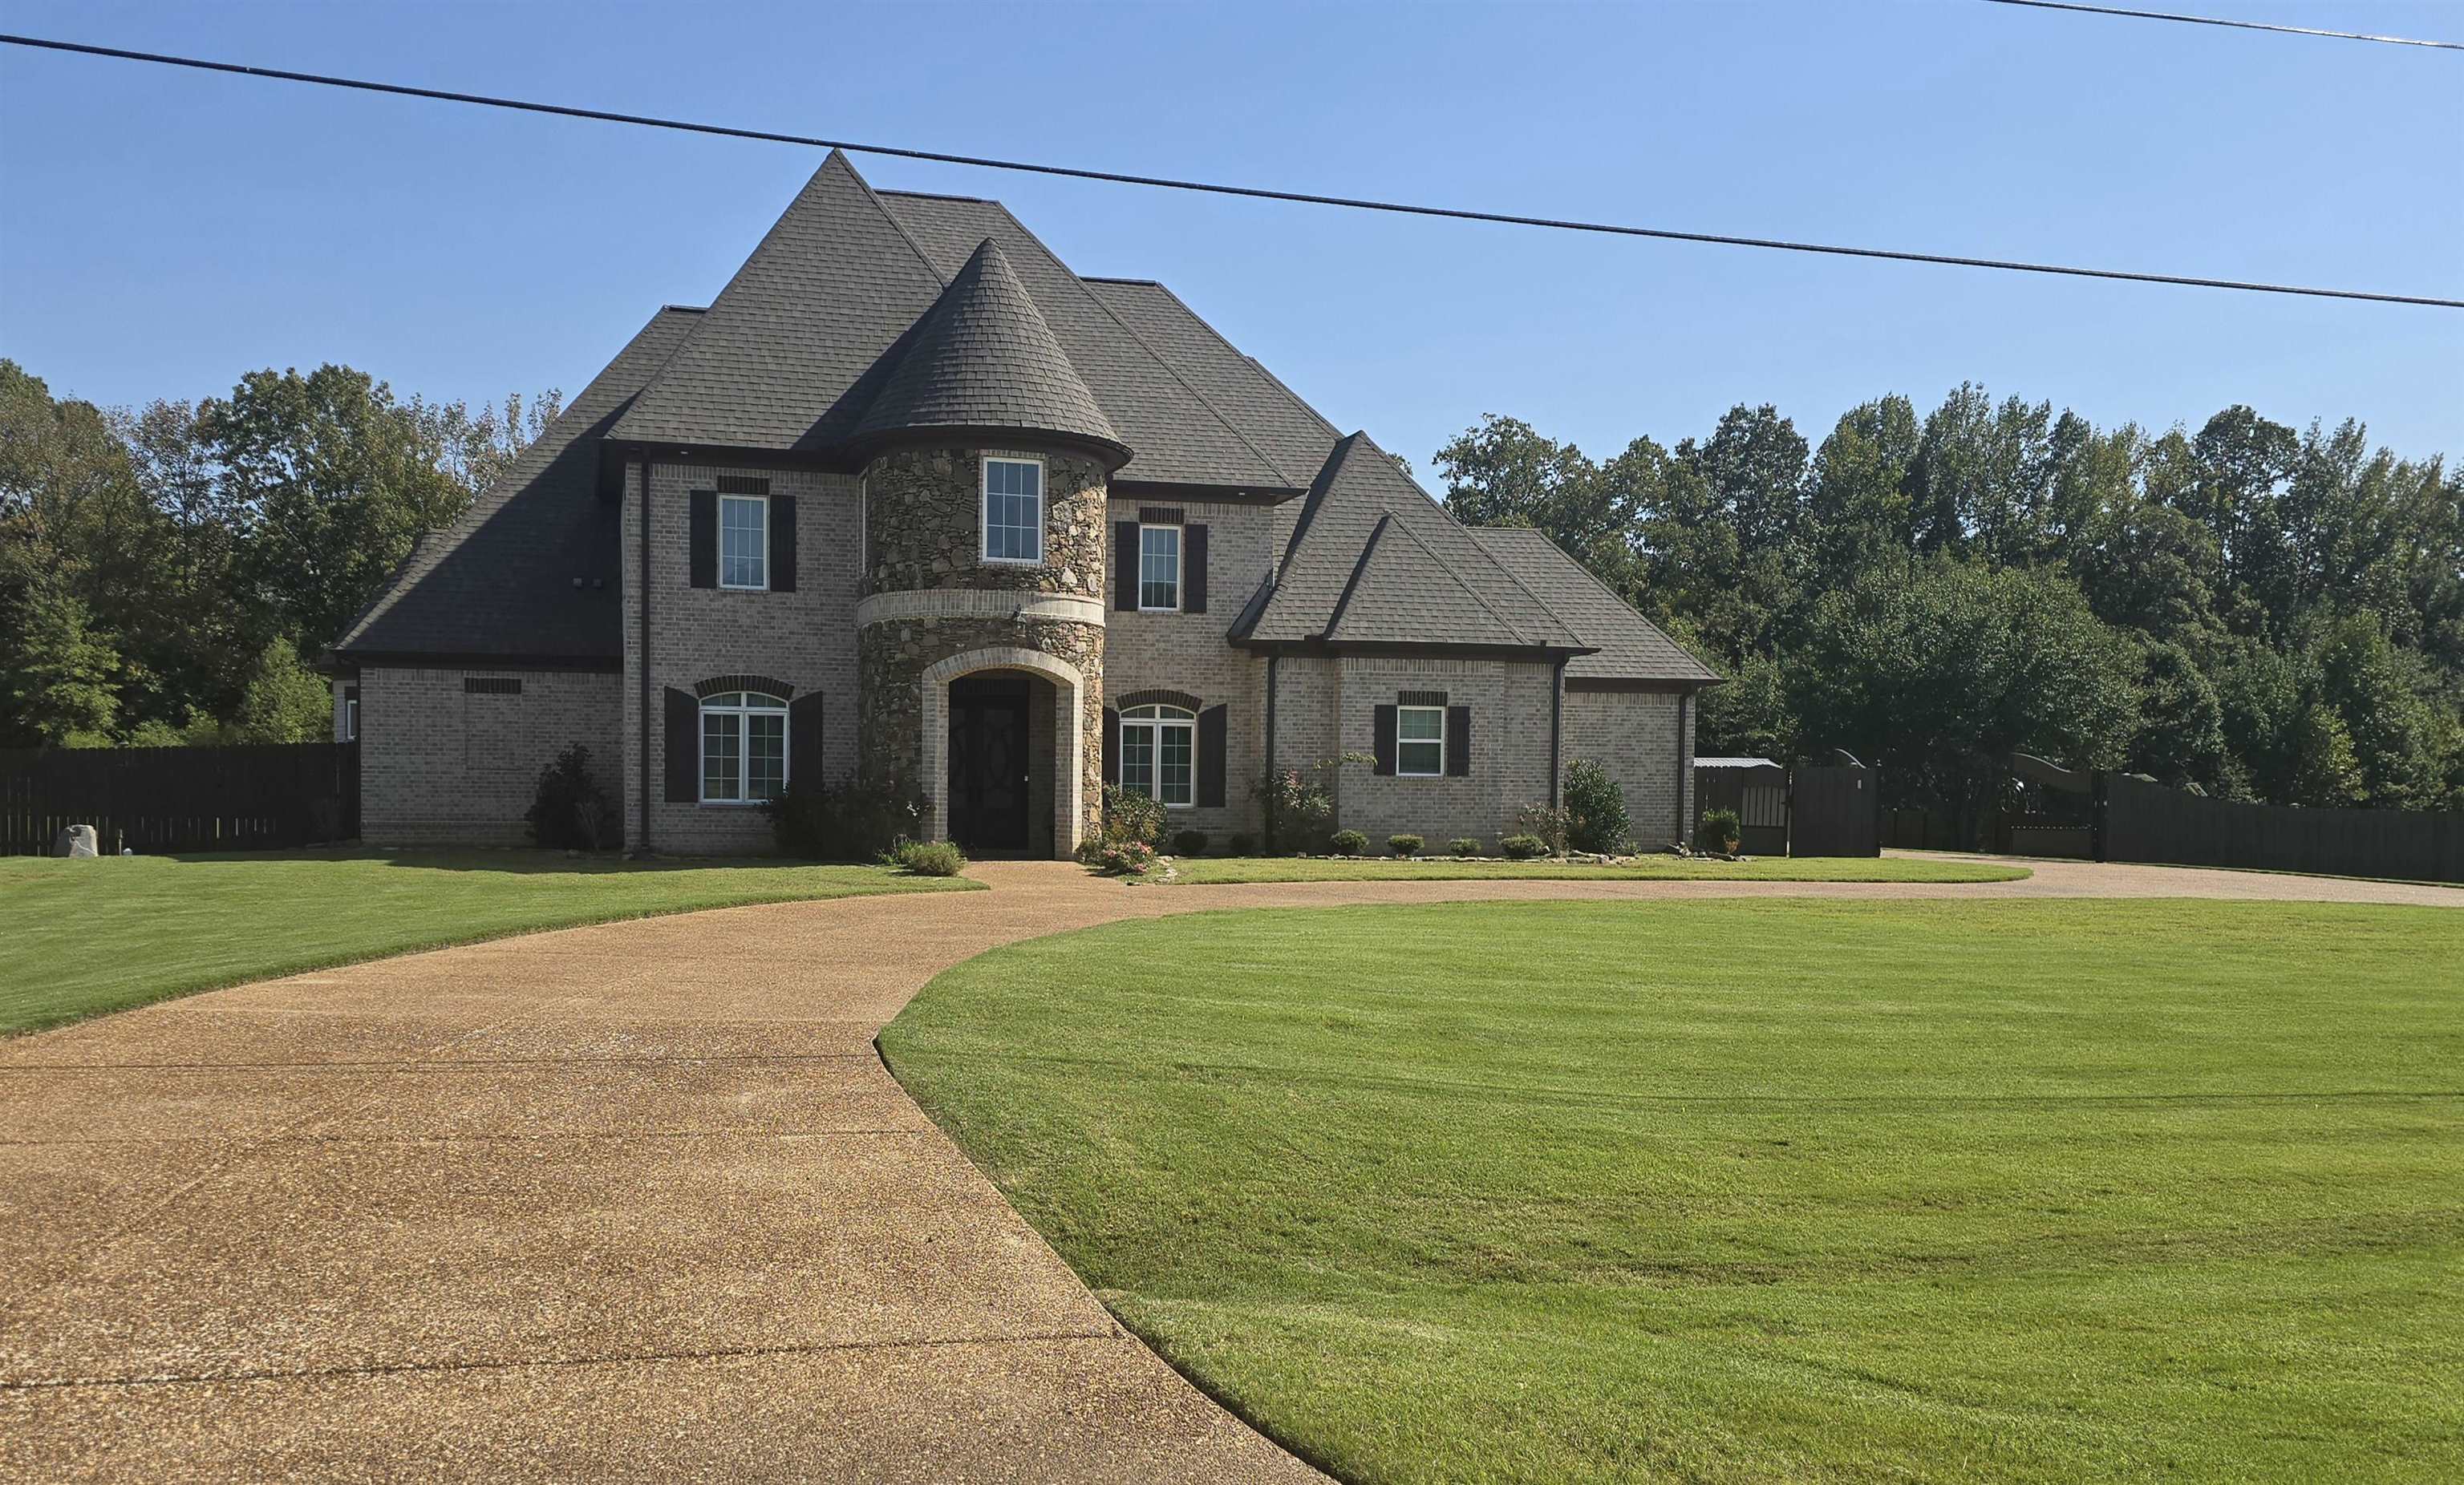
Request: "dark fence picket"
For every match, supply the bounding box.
[2103,774,2463,884]
[0,743,360,856]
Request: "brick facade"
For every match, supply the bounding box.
[1562,685,1694,849]
[620,459,864,856]
[359,665,621,847]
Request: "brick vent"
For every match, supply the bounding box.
[1137,506,1185,525]
[463,677,524,696]
[715,474,771,496]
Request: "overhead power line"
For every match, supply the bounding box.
[2,30,2458,310]
[1981,0,2462,50]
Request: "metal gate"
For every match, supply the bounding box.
[1791,763,1880,857]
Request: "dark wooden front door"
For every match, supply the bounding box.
[947,677,1030,852]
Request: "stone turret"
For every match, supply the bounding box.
[849,238,1127,856]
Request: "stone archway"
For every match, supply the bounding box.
[922,646,1087,858]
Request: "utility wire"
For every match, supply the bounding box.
[2,30,2458,310]
[1981,0,2462,50]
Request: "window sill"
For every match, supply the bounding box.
[979,555,1044,569]
[696,799,774,809]
[717,583,772,593]
[1137,605,1183,615]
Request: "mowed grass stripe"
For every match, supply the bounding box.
[882,900,2464,1483]
[0,851,975,1036]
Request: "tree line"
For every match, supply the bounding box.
[1435,388,2462,823]
[0,360,556,748]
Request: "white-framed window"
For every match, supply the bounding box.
[343,698,359,741]
[1119,703,1195,807]
[1397,704,1445,777]
[719,493,768,589]
[700,690,788,803]
[1138,524,1181,611]
[981,456,1044,564]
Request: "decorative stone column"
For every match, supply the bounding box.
[855,444,1108,855]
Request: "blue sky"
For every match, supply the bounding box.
[3,1,2458,474]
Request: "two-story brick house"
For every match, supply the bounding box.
[329,152,1716,857]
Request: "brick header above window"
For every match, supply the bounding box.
[1396,689,1449,707]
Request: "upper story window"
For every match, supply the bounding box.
[701,690,788,803]
[1118,703,1195,807]
[1138,524,1181,611]
[982,456,1044,564]
[719,494,768,589]
[1396,704,1445,777]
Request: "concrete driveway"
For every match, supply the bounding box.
[3,856,2455,1480]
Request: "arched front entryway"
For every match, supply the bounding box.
[921,646,1088,859]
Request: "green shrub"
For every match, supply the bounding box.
[525,744,614,850]
[1498,832,1550,860]
[1700,807,1744,852]
[1388,834,1424,857]
[1226,832,1256,856]
[767,777,929,861]
[1562,759,1631,853]
[890,840,967,876]
[1513,802,1570,854]
[1254,751,1373,852]
[1100,784,1168,849]
[1172,829,1210,856]
[1448,837,1483,857]
[1327,828,1369,856]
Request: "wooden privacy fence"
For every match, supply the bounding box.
[2103,773,2464,884]
[0,742,359,856]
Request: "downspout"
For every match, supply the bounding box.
[1547,656,1566,808]
[1673,689,1691,847]
[1262,652,1279,851]
[636,457,654,855]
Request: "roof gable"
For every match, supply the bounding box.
[1321,514,1533,647]
[1468,527,1720,682]
[611,152,948,452]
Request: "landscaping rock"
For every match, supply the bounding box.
[52,824,99,859]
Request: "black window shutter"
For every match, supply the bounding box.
[1198,704,1226,807]
[663,687,699,802]
[1101,708,1121,785]
[1185,524,1209,613]
[771,494,797,592]
[790,690,825,789]
[1446,705,1471,776]
[1372,705,1396,775]
[1112,521,1138,611]
[688,491,717,589]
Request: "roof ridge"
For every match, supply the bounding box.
[836,152,950,290]
[1375,501,1539,643]
[1140,279,1345,445]
[1279,431,1363,572]
[1080,275,1161,285]
[974,201,1298,488]
[876,188,993,204]
[1319,512,1390,637]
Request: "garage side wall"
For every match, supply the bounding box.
[360,666,622,847]
[1562,685,1692,849]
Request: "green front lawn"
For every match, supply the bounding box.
[882,900,2464,1483]
[1160,854,2029,884]
[0,851,975,1036]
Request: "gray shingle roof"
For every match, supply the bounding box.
[850,238,1125,463]
[1467,526,1720,682]
[1078,277,1340,484]
[331,305,704,663]
[610,152,947,452]
[1242,432,1582,651]
[875,192,1296,488]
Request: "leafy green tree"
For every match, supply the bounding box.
[2126,641,2230,791]
[0,546,121,746]
[201,365,475,661]
[1788,558,2138,839]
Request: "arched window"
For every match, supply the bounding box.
[1118,703,1195,807]
[700,691,788,803]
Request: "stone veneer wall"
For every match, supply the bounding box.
[620,459,863,856]
[857,444,1109,854]
[1562,686,1694,848]
[359,665,621,847]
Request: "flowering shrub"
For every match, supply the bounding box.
[1095,840,1158,876]
[1254,751,1373,853]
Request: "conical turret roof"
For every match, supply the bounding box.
[849,237,1128,465]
